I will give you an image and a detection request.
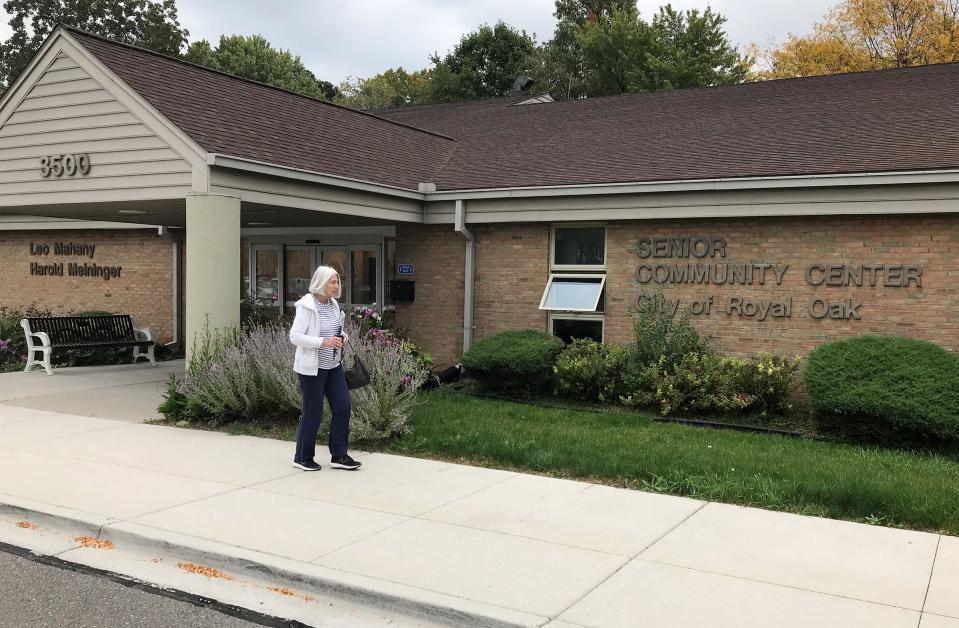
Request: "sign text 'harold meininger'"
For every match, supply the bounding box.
[29,241,123,281]
[634,236,923,321]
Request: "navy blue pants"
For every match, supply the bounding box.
[294,366,351,462]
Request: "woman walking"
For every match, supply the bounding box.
[289,265,362,471]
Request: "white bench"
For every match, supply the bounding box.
[21,314,155,375]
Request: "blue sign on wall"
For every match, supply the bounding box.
[397,264,415,275]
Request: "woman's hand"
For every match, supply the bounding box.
[321,336,344,349]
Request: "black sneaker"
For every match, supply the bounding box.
[330,455,361,470]
[293,460,321,471]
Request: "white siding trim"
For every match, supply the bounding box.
[57,31,209,190]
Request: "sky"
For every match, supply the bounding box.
[0,0,837,84]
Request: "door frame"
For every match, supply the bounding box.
[250,244,283,307]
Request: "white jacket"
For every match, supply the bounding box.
[289,294,348,376]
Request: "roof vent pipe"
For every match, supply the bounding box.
[512,75,534,93]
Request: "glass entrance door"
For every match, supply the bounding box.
[274,243,382,313]
[284,246,314,311]
[252,245,282,307]
[349,246,380,308]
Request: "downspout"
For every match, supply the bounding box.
[453,199,475,353]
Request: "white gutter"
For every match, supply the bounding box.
[427,169,959,200]
[208,154,427,201]
[454,199,475,353]
[208,154,959,203]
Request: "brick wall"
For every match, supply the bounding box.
[0,229,177,343]
[605,214,959,355]
[382,214,959,367]
[473,223,549,338]
[393,224,466,368]
[393,223,551,368]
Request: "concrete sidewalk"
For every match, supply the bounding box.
[0,368,957,626]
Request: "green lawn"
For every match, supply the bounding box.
[159,388,959,535]
[386,389,959,535]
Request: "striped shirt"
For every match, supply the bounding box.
[313,296,342,370]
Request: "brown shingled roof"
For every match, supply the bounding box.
[67,27,959,193]
[67,28,454,190]
[379,64,959,190]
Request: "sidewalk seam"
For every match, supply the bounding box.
[541,500,709,622]
[919,534,943,622]
[633,499,709,558]
[307,471,518,563]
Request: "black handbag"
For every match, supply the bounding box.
[343,338,370,390]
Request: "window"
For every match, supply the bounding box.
[539,274,605,312]
[550,314,603,343]
[542,224,607,343]
[551,225,605,270]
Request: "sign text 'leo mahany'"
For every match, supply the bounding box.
[28,241,123,281]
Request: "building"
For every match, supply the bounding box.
[1,26,957,367]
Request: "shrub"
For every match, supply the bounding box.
[740,353,803,414]
[177,324,300,423]
[186,319,241,376]
[805,336,959,441]
[553,339,633,403]
[0,305,55,370]
[240,295,291,329]
[462,330,565,394]
[645,352,754,416]
[633,295,710,369]
[621,351,801,417]
[346,318,429,441]
[168,319,429,441]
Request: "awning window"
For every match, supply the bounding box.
[539,274,606,312]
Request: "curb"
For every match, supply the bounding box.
[0,498,546,628]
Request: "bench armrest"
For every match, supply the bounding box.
[19,319,50,349]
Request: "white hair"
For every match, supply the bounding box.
[308,265,342,299]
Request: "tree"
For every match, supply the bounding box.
[426,21,536,102]
[335,67,431,110]
[755,0,959,79]
[576,4,747,96]
[546,0,636,99]
[642,5,749,90]
[0,0,188,89]
[184,34,336,100]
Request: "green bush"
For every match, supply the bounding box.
[645,352,754,416]
[553,339,634,403]
[462,330,564,394]
[740,353,803,414]
[622,351,802,417]
[167,320,430,440]
[633,295,710,369]
[1,306,45,370]
[805,336,959,441]
[240,296,292,329]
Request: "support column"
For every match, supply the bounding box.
[185,193,241,364]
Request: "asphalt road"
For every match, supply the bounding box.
[0,544,306,628]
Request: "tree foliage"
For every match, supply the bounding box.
[184,34,337,100]
[545,0,637,99]
[427,20,536,102]
[576,4,748,96]
[335,66,431,110]
[754,0,959,79]
[0,0,188,89]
